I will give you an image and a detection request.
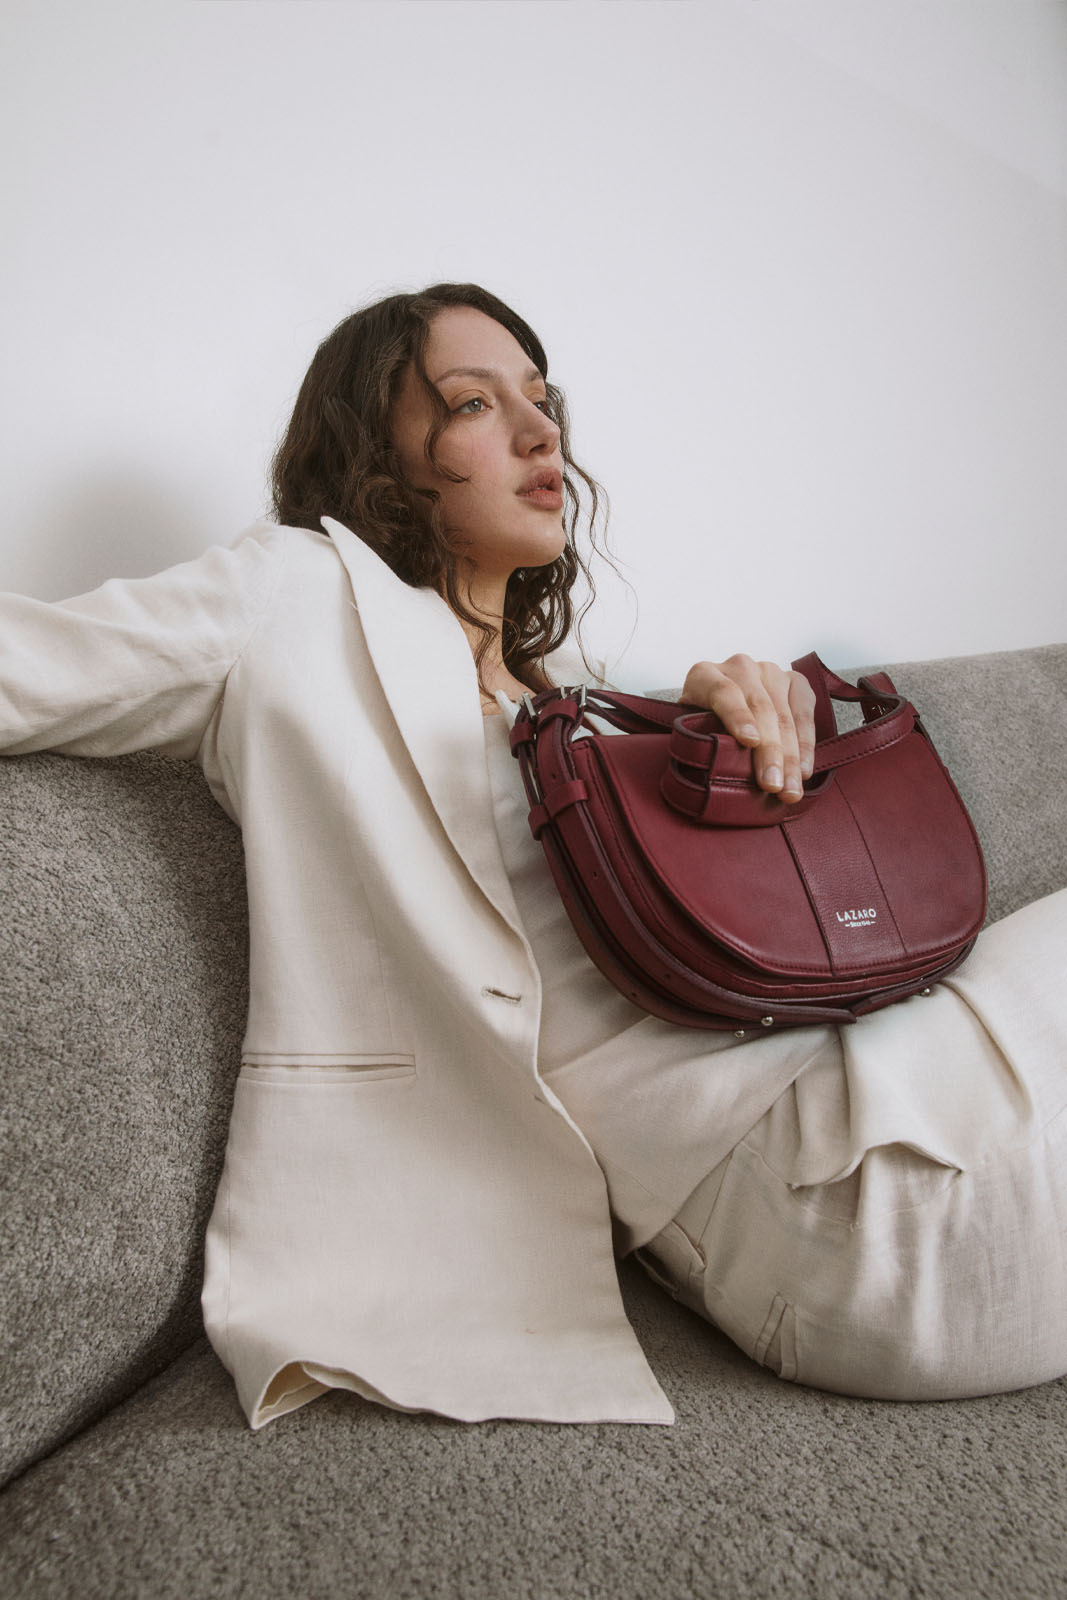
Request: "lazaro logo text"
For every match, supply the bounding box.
[835,908,877,925]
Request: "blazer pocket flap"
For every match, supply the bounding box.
[239,1053,416,1084]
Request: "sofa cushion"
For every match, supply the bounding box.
[1,1262,1065,1600]
[0,750,248,1483]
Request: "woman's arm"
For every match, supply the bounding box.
[680,654,817,803]
[0,524,285,759]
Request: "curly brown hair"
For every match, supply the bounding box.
[270,282,610,686]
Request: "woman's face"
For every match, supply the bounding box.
[390,306,566,585]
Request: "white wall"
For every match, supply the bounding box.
[2,0,1065,686]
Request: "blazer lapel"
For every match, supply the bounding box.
[322,517,525,934]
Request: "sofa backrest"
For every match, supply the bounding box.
[856,643,1067,926]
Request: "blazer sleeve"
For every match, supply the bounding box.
[0,522,286,759]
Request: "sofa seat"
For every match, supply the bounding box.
[3,1260,1066,1600]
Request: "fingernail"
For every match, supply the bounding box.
[740,723,759,741]
[801,758,814,778]
[764,765,783,789]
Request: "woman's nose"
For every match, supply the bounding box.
[519,399,561,453]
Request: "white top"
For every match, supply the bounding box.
[482,701,824,1249]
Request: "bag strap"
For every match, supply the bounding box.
[516,666,913,773]
[547,686,684,734]
[792,651,902,727]
[792,651,840,742]
[518,656,900,737]
[511,665,920,831]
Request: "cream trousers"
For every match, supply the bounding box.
[636,889,1067,1400]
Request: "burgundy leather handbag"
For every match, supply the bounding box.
[509,652,987,1032]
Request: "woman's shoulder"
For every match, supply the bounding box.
[222,518,358,607]
[227,518,332,563]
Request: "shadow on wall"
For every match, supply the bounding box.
[13,471,229,600]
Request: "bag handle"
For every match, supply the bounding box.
[521,657,905,745]
[519,670,913,771]
[792,651,902,732]
[663,661,915,823]
[511,666,918,828]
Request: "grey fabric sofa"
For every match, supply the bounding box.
[2,644,1066,1600]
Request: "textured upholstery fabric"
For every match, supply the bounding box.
[2,643,1066,1598]
[848,644,1067,925]
[1,1270,1065,1600]
[0,751,248,1481]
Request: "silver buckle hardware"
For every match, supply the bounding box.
[522,684,587,728]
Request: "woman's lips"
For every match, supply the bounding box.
[518,487,564,510]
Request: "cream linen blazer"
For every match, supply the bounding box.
[0,517,674,1430]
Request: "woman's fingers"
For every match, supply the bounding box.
[679,655,817,802]
[789,670,818,783]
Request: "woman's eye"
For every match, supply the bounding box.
[453,394,551,416]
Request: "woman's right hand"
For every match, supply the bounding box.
[679,654,817,803]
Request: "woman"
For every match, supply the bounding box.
[1,283,1064,1429]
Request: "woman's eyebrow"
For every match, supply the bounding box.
[431,364,544,386]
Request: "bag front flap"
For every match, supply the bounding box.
[576,730,986,979]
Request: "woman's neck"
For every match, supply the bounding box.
[454,571,533,711]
